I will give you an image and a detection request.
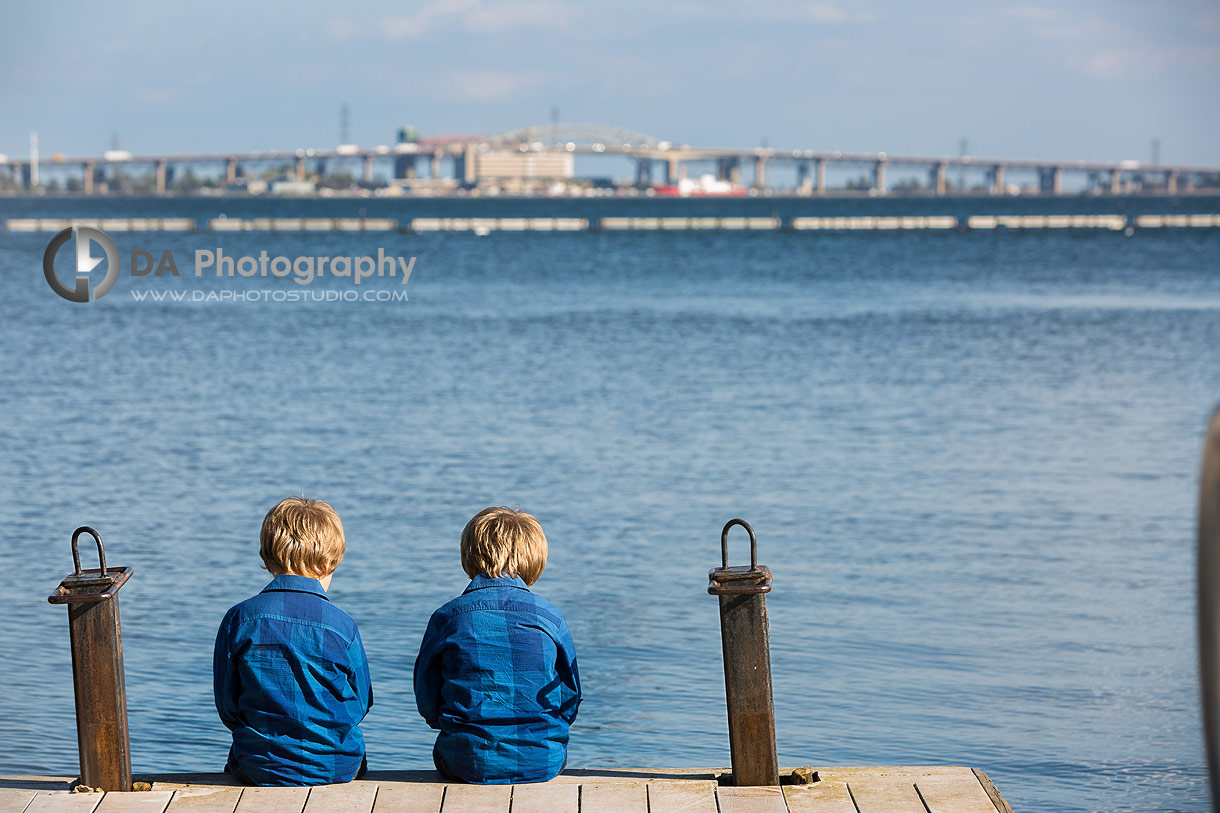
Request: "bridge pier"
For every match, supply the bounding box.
[1167,170,1178,194]
[666,156,679,185]
[796,163,811,195]
[716,157,741,186]
[990,165,1005,195]
[225,158,238,185]
[461,145,477,186]
[1039,166,1062,195]
[394,155,416,180]
[635,158,653,187]
[430,152,441,179]
[155,160,168,195]
[21,163,32,191]
[931,163,946,195]
[873,160,887,195]
[1109,168,1121,195]
[815,158,826,194]
[84,161,95,195]
[363,155,374,183]
[753,156,767,189]
[294,156,306,182]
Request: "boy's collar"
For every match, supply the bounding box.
[262,573,331,600]
[464,573,530,593]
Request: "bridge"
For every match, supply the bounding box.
[4,123,1217,196]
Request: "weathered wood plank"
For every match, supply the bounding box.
[577,782,647,813]
[970,770,1010,813]
[23,793,104,813]
[436,784,509,813]
[847,778,925,813]
[820,766,975,779]
[915,775,1001,813]
[0,789,38,813]
[164,788,242,813]
[782,782,857,813]
[233,787,308,813]
[369,783,444,813]
[22,791,103,813]
[144,778,242,792]
[715,786,787,813]
[94,792,174,813]
[0,777,76,792]
[302,783,376,813]
[348,773,442,786]
[505,782,577,813]
[645,780,718,813]
[543,770,717,785]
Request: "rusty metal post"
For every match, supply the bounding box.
[47,527,134,791]
[709,519,779,786]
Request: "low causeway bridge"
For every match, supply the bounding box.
[4,123,1217,196]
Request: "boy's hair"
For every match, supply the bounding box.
[461,507,547,585]
[260,497,345,579]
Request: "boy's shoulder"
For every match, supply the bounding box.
[432,577,568,630]
[223,576,361,639]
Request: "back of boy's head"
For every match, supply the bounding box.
[260,497,345,579]
[461,507,547,585]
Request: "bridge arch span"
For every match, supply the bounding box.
[481,123,664,149]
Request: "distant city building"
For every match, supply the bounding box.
[473,151,573,193]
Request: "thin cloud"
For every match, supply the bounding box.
[773,3,851,23]
[334,0,575,41]
[1001,5,1220,81]
[669,1,869,24]
[464,0,575,32]
[445,69,537,101]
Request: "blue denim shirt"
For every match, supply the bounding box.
[213,575,373,785]
[414,574,581,784]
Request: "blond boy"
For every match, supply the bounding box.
[213,497,373,785]
[414,507,581,783]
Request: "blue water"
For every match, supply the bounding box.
[1,195,1218,812]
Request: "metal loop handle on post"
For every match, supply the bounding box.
[721,518,757,571]
[71,526,107,577]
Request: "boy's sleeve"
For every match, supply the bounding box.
[413,612,446,729]
[347,628,373,718]
[556,620,581,725]
[212,610,241,731]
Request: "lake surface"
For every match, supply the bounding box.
[1,195,1218,812]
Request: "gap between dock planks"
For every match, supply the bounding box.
[1,766,1011,813]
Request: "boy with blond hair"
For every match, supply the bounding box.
[214,497,372,785]
[414,507,581,784]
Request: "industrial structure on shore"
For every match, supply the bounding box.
[3,123,1218,197]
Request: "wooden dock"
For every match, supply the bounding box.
[0,766,1012,812]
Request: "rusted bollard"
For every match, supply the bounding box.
[47,527,134,791]
[709,518,779,786]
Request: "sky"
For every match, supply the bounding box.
[3,0,1219,166]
